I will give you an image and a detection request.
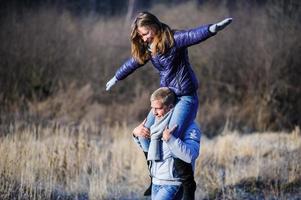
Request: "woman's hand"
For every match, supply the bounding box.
[106,76,118,91]
[133,119,150,138]
[209,18,233,33]
[162,124,178,142]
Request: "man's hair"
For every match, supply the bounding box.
[150,87,176,106]
[130,11,175,64]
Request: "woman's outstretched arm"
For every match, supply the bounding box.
[105,57,147,91]
[174,17,232,48]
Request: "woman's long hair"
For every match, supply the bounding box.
[131,12,174,64]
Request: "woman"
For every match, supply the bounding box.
[106,11,231,143]
[106,11,232,198]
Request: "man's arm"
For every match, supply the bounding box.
[163,122,201,163]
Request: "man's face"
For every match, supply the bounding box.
[151,99,171,119]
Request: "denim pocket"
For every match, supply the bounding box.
[159,185,182,200]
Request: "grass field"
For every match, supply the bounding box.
[0,1,300,199]
[1,121,300,199]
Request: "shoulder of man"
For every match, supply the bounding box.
[183,122,201,143]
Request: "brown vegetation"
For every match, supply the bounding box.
[0,122,300,199]
[0,1,300,135]
[0,1,300,198]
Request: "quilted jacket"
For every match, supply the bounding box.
[115,24,215,96]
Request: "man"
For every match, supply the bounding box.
[133,87,201,200]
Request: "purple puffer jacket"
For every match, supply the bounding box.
[115,24,215,96]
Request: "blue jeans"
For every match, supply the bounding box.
[151,184,183,200]
[138,137,150,152]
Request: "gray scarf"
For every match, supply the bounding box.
[147,109,173,161]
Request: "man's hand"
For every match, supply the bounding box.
[133,119,150,138]
[209,18,233,33]
[162,124,178,142]
[106,76,118,91]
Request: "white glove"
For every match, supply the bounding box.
[106,76,118,91]
[209,18,233,33]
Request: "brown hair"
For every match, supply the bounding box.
[131,12,175,64]
[150,87,176,107]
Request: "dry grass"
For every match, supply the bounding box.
[27,83,151,126]
[0,121,300,199]
[0,122,149,199]
[0,2,300,199]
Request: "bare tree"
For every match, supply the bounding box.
[126,0,135,24]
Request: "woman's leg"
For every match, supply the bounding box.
[169,93,199,139]
[137,138,150,152]
[168,93,198,200]
[144,109,155,129]
[137,110,155,152]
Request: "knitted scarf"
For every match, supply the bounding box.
[147,109,173,161]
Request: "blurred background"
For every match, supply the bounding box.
[0,1,301,200]
[0,0,300,137]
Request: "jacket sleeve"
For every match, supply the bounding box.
[166,123,201,163]
[115,57,145,80]
[174,24,216,49]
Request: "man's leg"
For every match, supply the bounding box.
[151,184,160,200]
[174,158,196,200]
[152,184,183,200]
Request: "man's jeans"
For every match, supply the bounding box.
[151,184,183,200]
